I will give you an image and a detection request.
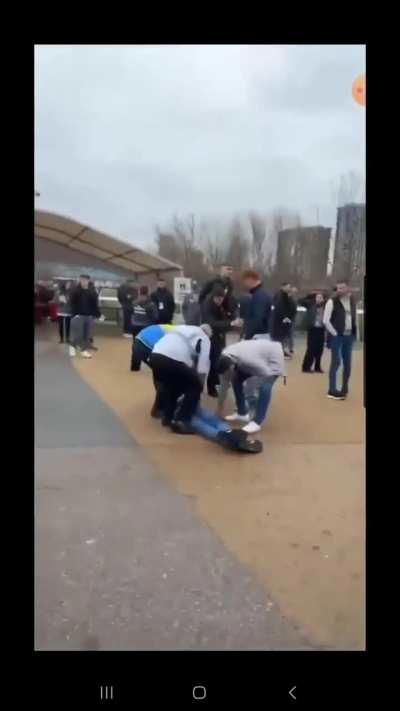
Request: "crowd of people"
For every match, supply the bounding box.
[35,275,104,359]
[37,267,358,446]
[127,265,358,455]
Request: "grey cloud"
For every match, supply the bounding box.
[35,44,365,247]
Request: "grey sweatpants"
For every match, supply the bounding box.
[70,315,93,350]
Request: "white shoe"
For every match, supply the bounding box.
[224,412,251,423]
[242,421,261,434]
[81,350,92,359]
[69,345,76,357]
[123,333,132,338]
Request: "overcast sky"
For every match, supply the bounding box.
[35,44,365,248]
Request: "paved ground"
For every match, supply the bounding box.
[35,336,315,651]
[72,328,365,650]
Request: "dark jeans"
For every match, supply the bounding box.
[302,327,325,372]
[122,304,132,333]
[150,353,202,423]
[57,316,71,342]
[329,334,354,394]
[131,339,151,371]
[232,368,278,425]
[207,337,224,393]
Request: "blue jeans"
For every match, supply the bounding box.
[233,371,278,425]
[329,334,354,393]
[190,406,230,441]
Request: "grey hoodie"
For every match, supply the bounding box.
[218,338,285,409]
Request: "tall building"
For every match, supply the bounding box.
[275,226,331,287]
[332,203,366,287]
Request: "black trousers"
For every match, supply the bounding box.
[58,316,71,342]
[150,353,202,423]
[122,305,132,333]
[131,339,151,371]
[302,327,325,372]
[207,337,225,393]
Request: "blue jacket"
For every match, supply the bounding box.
[136,324,174,349]
[244,284,272,339]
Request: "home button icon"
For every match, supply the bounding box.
[193,685,207,701]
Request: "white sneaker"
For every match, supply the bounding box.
[69,345,76,357]
[224,412,251,423]
[81,350,92,359]
[242,421,261,434]
[123,333,132,338]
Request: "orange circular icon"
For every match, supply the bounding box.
[352,74,366,106]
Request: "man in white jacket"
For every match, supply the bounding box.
[216,337,285,434]
[150,324,212,434]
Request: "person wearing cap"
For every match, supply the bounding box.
[150,324,212,433]
[216,336,285,435]
[201,284,243,397]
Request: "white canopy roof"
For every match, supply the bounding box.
[35,210,182,276]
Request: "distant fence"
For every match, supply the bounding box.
[95,305,364,342]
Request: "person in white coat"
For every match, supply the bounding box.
[150,324,212,433]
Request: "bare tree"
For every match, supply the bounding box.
[225,217,250,271]
[249,211,267,268]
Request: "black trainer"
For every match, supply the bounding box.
[327,391,345,400]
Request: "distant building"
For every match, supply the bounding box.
[275,226,331,288]
[332,203,365,287]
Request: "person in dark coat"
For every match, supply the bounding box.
[130,286,159,340]
[299,291,327,373]
[241,270,272,340]
[118,279,138,337]
[323,280,357,400]
[271,282,297,357]
[199,265,238,322]
[150,278,175,324]
[55,282,72,343]
[69,275,102,358]
[201,285,241,397]
[182,292,201,326]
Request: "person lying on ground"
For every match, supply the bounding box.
[150,324,212,433]
[216,336,285,435]
[170,403,262,453]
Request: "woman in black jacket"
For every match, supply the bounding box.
[299,291,327,373]
[201,285,240,397]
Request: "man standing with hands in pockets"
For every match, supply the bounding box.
[323,280,357,400]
